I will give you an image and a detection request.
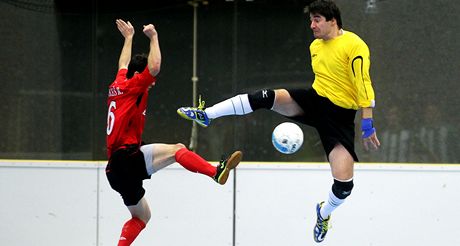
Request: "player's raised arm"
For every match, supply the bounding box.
[116,19,135,70]
[143,24,161,77]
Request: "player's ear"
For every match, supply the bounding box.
[331,18,337,26]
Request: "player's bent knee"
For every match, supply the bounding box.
[175,143,186,149]
[170,143,186,155]
[248,89,275,110]
[332,179,354,199]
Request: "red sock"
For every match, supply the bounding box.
[118,217,146,246]
[175,148,217,177]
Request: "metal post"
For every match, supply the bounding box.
[187,0,209,151]
[187,0,204,151]
[187,0,208,151]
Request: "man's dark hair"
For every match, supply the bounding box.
[307,0,342,29]
[127,54,148,79]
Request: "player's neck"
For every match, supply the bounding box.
[323,28,343,41]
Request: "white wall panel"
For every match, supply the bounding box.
[1,161,459,246]
[235,163,460,246]
[235,163,331,246]
[348,164,460,246]
[0,161,99,246]
[98,163,234,246]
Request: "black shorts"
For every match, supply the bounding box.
[286,88,359,162]
[106,145,151,206]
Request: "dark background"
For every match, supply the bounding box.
[1,0,458,163]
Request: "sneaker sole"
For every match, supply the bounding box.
[177,109,193,120]
[217,151,243,185]
[176,109,209,128]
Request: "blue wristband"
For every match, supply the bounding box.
[361,118,375,138]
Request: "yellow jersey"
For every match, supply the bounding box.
[310,30,375,110]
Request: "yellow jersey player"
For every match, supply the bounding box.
[177,0,380,243]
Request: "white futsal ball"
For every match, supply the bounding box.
[272,122,304,154]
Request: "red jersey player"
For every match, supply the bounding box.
[105,19,243,246]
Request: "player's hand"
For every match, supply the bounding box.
[143,24,158,39]
[363,132,380,151]
[361,118,380,151]
[116,19,134,39]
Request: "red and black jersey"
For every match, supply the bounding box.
[106,67,156,158]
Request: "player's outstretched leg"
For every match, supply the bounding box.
[177,90,275,127]
[313,201,330,243]
[177,96,211,127]
[214,151,243,185]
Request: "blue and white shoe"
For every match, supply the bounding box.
[313,201,330,243]
[177,96,211,127]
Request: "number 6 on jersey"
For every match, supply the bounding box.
[107,101,116,135]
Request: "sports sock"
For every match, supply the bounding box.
[175,148,217,177]
[118,217,146,246]
[320,189,345,219]
[205,94,253,119]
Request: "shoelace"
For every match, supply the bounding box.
[218,154,229,169]
[197,95,206,110]
[321,220,329,233]
[318,216,329,234]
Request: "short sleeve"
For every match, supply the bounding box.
[126,67,157,93]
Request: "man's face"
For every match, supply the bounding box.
[309,13,335,40]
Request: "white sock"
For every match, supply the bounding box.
[205,94,253,120]
[320,189,345,219]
